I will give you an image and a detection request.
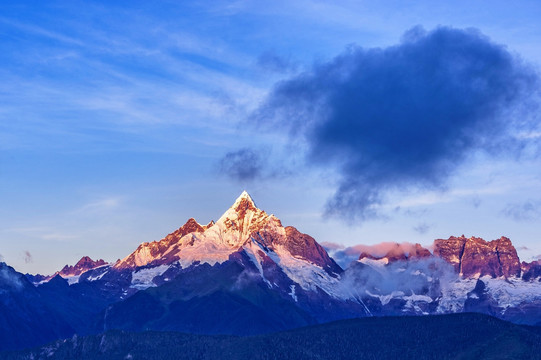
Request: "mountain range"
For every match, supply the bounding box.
[1,191,541,352]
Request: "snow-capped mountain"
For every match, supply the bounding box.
[342,235,541,324]
[32,192,541,322]
[5,191,541,351]
[27,256,108,285]
[109,190,342,294]
[58,256,108,278]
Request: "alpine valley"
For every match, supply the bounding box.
[2,192,541,353]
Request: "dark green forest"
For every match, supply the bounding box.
[3,313,541,360]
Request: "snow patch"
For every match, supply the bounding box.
[243,241,272,288]
[65,275,80,285]
[267,244,341,297]
[366,290,405,306]
[130,265,170,290]
[483,276,541,307]
[359,258,389,267]
[437,278,477,313]
[86,270,108,282]
[289,285,298,302]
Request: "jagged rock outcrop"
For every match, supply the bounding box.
[279,226,342,275]
[464,279,503,316]
[58,256,107,277]
[433,235,467,272]
[26,256,108,284]
[24,273,48,284]
[521,261,541,281]
[433,235,520,278]
[492,237,522,278]
[115,218,212,269]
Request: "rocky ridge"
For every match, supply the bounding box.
[433,235,521,278]
[358,235,523,280]
[58,256,107,277]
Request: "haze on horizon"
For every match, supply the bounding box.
[1,1,541,275]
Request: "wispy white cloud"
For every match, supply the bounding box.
[1,227,79,242]
[0,16,84,45]
[0,3,270,157]
[76,197,122,214]
[517,131,541,139]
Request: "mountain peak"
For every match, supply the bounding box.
[232,190,257,209]
[433,235,520,278]
[59,257,107,277]
[213,191,268,241]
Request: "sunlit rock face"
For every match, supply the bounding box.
[58,256,107,277]
[115,217,211,269]
[433,235,467,273]
[433,235,521,278]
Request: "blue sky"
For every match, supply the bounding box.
[1,0,541,274]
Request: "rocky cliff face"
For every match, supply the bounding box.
[433,235,520,278]
[26,256,108,284]
[521,260,541,281]
[280,226,342,275]
[433,235,467,272]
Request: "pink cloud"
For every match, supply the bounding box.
[348,242,423,258]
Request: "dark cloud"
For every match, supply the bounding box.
[413,222,431,234]
[219,148,266,182]
[219,146,295,182]
[257,51,298,74]
[252,26,540,221]
[23,250,33,264]
[501,200,541,221]
[518,245,531,251]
